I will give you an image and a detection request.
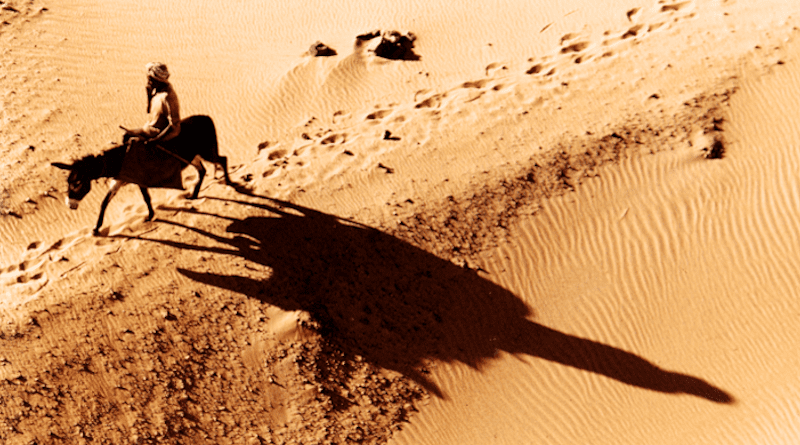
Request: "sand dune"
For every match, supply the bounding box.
[3,0,800,443]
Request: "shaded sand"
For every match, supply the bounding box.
[3,0,800,443]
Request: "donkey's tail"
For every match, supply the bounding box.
[204,115,220,158]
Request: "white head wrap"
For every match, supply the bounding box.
[146,62,170,83]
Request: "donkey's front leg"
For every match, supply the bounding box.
[94,180,124,236]
[139,186,155,221]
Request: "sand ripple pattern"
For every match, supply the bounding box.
[395,57,800,444]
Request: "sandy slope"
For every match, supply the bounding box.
[3,0,800,443]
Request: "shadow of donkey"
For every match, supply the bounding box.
[142,195,734,404]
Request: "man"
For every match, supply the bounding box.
[124,62,181,146]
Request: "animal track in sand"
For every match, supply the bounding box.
[332,110,350,125]
[526,0,698,77]
[366,109,393,120]
[321,133,347,145]
[415,93,445,109]
[574,55,592,64]
[2,251,50,291]
[485,63,507,76]
[462,79,490,89]
[252,0,702,203]
[560,33,579,45]
[661,1,692,12]
[622,24,645,39]
[560,41,590,54]
[526,64,545,75]
[268,148,288,160]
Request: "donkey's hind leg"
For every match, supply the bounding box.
[94,180,124,236]
[215,155,233,186]
[189,155,206,199]
[139,186,155,221]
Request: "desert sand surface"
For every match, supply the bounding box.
[3,0,800,443]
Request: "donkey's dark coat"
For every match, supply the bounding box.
[53,115,232,235]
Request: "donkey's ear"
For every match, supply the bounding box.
[51,162,73,171]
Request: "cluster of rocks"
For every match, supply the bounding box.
[309,30,420,61]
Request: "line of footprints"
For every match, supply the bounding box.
[253,0,697,186]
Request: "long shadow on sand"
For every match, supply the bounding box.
[130,194,733,404]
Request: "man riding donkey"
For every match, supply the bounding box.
[117,62,192,191]
[52,61,233,236]
[124,62,181,147]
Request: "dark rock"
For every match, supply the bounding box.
[356,30,420,61]
[356,30,381,43]
[375,31,420,61]
[705,137,725,160]
[309,41,337,57]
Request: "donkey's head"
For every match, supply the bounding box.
[52,159,94,210]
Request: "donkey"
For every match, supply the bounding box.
[53,115,232,236]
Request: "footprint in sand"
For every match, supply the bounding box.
[560,33,579,45]
[652,1,696,24]
[267,148,288,161]
[543,0,696,72]
[458,78,507,103]
[660,1,692,13]
[622,24,645,39]
[560,41,590,54]
[462,79,491,89]
[332,110,349,125]
[0,232,95,292]
[484,62,509,77]
[557,38,593,64]
[320,133,347,145]
[262,167,280,178]
[526,63,545,75]
[366,109,393,121]
[3,255,47,290]
[15,271,44,284]
[415,93,445,109]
